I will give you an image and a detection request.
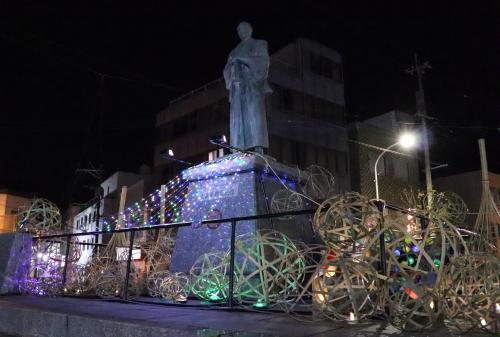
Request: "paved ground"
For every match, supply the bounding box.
[0,295,485,337]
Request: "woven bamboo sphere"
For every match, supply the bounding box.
[423,191,469,226]
[360,209,469,330]
[382,277,439,331]
[17,198,62,235]
[311,257,379,322]
[159,271,189,302]
[439,254,500,333]
[190,251,230,302]
[313,192,382,253]
[270,189,304,219]
[147,270,169,297]
[88,256,126,297]
[141,233,175,275]
[301,165,335,201]
[277,244,327,320]
[233,230,304,307]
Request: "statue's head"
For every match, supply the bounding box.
[237,21,253,41]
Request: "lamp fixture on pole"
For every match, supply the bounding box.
[374,133,417,201]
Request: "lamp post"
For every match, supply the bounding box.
[374,133,417,201]
[373,132,416,276]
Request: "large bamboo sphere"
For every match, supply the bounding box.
[233,230,304,307]
[311,257,379,322]
[17,198,62,235]
[313,192,382,253]
[439,254,500,333]
[190,251,230,302]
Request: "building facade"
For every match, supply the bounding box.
[349,110,421,206]
[434,170,500,228]
[0,191,31,233]
[71,170,152,265]
[154,38,350,193]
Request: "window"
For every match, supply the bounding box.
[274,86,293,110]
[309,52,343,82]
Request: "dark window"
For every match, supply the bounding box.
[309,52,343,82]
[156,99,229,143]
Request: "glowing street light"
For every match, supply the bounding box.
[160,148,192,166]
[374,132,417,200]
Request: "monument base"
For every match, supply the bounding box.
[0,232,32,294]
[169,153,314,273]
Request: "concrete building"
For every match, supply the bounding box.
[434,170,500,228]
[349,110,421,206]
[0,191,31,233]
[154,38,350,193]
[72,169,153,265]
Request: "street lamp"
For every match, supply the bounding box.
[160,148,192,166]
[374,132,417,200]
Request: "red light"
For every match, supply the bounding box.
[405,287,419,299]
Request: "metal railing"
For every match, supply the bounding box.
[33,208,317,306]
[31,202,445,309]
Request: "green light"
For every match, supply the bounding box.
[407,256,415,266]
[253,300,267,309]
[208,293,222,302]
[433,259,441,267]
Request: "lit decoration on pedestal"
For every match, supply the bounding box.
[105,175,188,231]
[439,254,500,333]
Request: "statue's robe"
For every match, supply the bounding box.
[223,38,272,150]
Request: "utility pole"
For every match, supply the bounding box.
[406,53,433,206]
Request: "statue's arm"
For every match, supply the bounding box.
[223,57,234,90]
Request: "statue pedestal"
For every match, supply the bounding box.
[169,153,314,273]
[0,232,32,294]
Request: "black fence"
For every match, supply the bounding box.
[31,202,430,308]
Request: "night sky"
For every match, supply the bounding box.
[0,1,498,207]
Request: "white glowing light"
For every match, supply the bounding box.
[37,253,43,259]
[349,312,356,321]
[429,300,435,310]
[42,254,49,262]
[496,303,500,314]
[399,133,417,149]
[480,317,487,326]
[168,149,174,157]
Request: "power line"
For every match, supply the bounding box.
[0,28,180,91]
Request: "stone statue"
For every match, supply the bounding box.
[223,22,272,153]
